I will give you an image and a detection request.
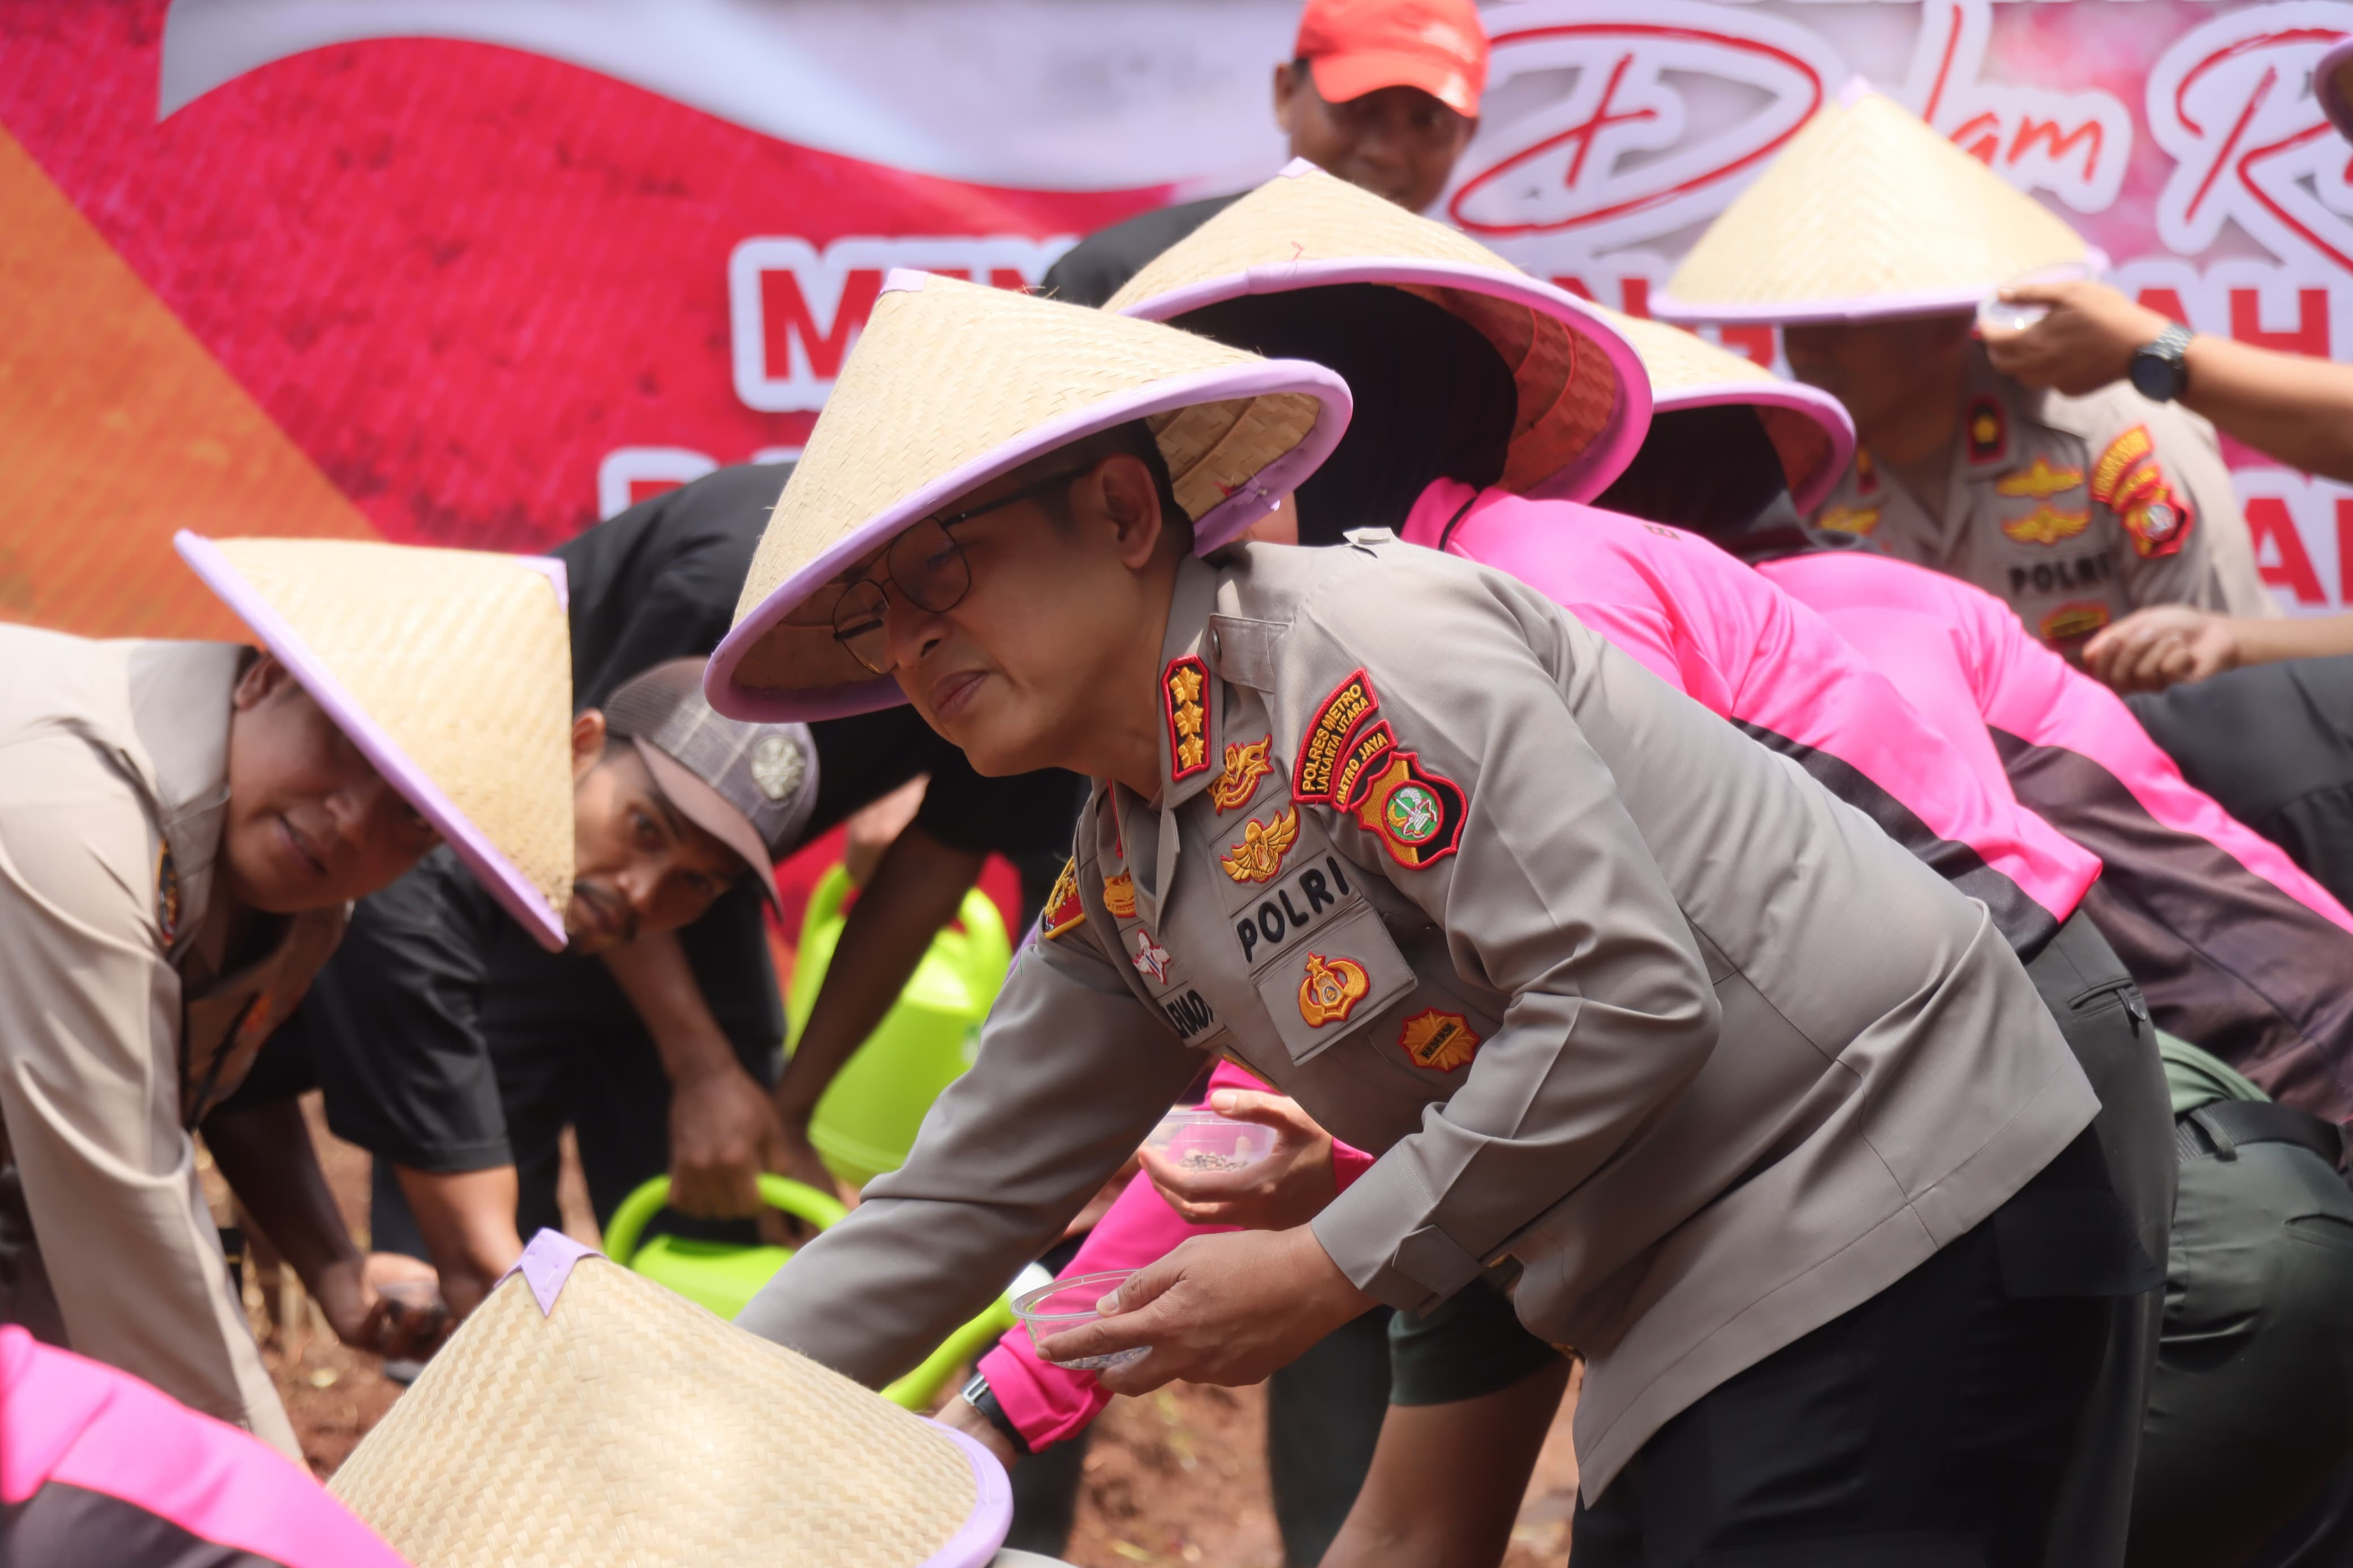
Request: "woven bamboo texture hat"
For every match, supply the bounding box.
[2321,40,2353,141]
[1594,309,1855,513]
[174,532,574,949]
[329,1233,1010,1568]
[1108,159,1649,501]
[1655,84,2104,325]
[707,270,1350,722]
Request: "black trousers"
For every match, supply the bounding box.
[1568,1213,2106,1568]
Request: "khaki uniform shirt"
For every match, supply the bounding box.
[1809,347,2273,649]
[0,627,344,1457]
[739,540,2097,1496]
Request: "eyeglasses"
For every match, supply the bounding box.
[831,467,1087,675]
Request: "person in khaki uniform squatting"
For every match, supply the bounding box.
[1654,85,2273,656]
[0,532,576,1457]
[705,272,2151,1565]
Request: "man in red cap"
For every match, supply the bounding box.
[1040,0,1486,309]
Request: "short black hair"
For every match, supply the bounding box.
[1027,421,1190,548]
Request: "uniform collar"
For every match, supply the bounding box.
[1154,553,1225,813]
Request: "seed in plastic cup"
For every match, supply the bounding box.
[1144,1107,1272,1173]
[1012,1270,1147,1371]
[1976,293,2049,334]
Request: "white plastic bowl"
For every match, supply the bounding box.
[1144,1107,1272,1172]
[1012,1270,1148,1371]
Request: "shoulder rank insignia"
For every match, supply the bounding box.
[1292,669,1380,802]
[1298,952,1370,1027]
[155,845,181,945]
[1965,396,2009,464]
[1042,858,1086,940]
[1221,806,1300,884]
[1163,655,1210,781]
[2040,601,2111,644]
[2089,425,2154,506]
[2122,485,2192,558]
[1132,928,1173,984]
[2000,505,2091,546]
[1330,722,1397,812]
[1995,456,2083,499]
[1852,448,1880,497]
[1351,750,1468,869]
[1815,504,1880,538]
[1103,870,1137,919]
[1399,1009,1480,1072]
[1210,735,1274,813]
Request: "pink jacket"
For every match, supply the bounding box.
[1762,550,2353,1119]
[0,1325,412,1567]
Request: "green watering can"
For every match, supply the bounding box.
[784,865,1012,1189]
[604,1173,1016,1411]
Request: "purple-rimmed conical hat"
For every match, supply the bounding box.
[708,270,1350,722]
[175,533,573,949]
[1106,159,1651,502]
[1597,308,1855,514]
[1654,83,2107,325]
[330,1232,1010,1568]
[2320,39,2353,141]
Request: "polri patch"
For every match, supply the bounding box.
[1220,806,1300,885]
[1399,1009,1480,1072]
[1163,656,1210,781]
[1298,952,1371,1028]
[1330,722,1397,812]
[2089,426,2154,506]
[1351,750,1468,869]
[1042,858,1086,940]
[1293,669,1380,802]
[1210,735,1275,813]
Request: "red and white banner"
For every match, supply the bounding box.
[5,0,2351,638]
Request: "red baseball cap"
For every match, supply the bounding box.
[1295,0,1488,119]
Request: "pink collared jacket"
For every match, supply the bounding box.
[0,1325,412,1567]
[1762,550,2353,1120]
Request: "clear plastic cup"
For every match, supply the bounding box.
[1144,1107,1273,1173]
[1012,1271,1147,1371]
[1976,295,2049,333]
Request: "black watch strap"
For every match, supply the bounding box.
[960,1371,1032,1456]
[2131,322,2194,403]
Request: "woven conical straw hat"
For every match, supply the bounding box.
[175,533,573,948]
[2321,40,2353,141]
[708,269,1349,722]
[1108,159,1649,502]
[329,1234,1010,1568]
[1655,84,2104,325]
[1593,309,1854,513]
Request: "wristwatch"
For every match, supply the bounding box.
[959,1371,1032,1456]
[2128,323,2195,403]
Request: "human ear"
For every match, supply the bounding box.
[230,651,295,711]
[1096,453,1167,569]
[571,709,607,783]
[1273,61,1299,135]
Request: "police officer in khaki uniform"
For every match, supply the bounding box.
[708,274,2152,1562]
[0,534,576,1455]
[1658,87,2271,652]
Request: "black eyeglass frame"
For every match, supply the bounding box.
[829,465,1089,673]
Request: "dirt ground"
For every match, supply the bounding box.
[235,1096,1583,1566]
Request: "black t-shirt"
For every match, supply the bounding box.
[241,465,1081,1171]
[1037,193,1242,309]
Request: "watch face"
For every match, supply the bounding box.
[2129,350,2179,403]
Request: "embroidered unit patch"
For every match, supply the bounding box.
[1351,751,1468,868]
[1815,504,1881,537]
[1293,669,1380,801]
[1042,858,1086,940]
[2122,487,2192,558]
[1298,952,1371,1027]
[155,846,181,944]
[1220,806,1300,885]
[2089,425,2154,506]
[1103,871,1137,919]
[1965,397,2008,464]
[2040,601,2112,643]
[2114,464,2166,515]
[2000,506,2091,546]
[1399,1009,1480,1072]
[1994,456,2084,499]
[1163,656,1210,781]
[1210,735,1275,813]
[1330,722,1398,812]
[1132,929,1173,984]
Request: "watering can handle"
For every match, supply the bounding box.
[602,1173,850,1268]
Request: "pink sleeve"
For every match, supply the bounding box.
[0,1326,412,1567]
[980,1062,1382,1450]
